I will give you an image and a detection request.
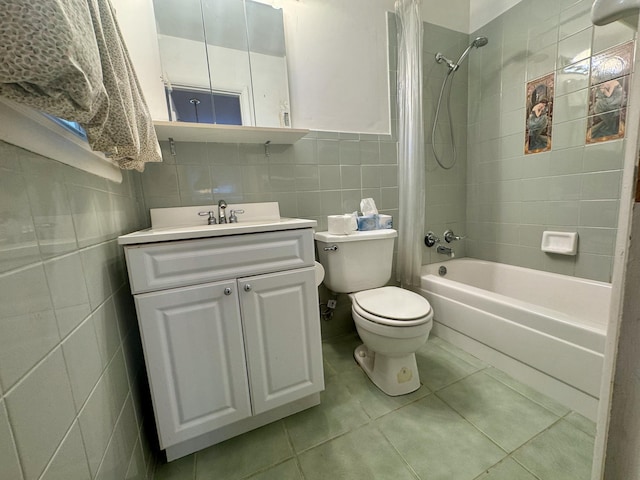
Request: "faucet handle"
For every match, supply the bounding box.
[198,211,217,225]
[444,229,465,243]
[424,231,440,247]
[229,209,245,223]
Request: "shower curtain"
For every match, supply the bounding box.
[395,0,425,288]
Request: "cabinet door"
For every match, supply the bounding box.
[239,267,324,415]
[135,281,251,448]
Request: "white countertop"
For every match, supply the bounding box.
[118,217,317,245]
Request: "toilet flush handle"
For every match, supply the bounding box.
[323,245,338,251]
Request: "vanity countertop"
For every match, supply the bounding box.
[118,202,317,245]
[118,217,317,245]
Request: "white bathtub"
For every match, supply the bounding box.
[418,258,611,419]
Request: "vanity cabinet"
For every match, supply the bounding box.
[123,228,323,459]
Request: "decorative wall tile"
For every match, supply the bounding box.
[525,73,555,154]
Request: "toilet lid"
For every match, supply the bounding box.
[352,287,431,321]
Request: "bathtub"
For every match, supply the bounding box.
[418,258,611,419]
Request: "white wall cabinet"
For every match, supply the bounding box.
[124,228,323,459]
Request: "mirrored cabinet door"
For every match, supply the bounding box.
[201,0,255,126]
[152,0,291,128]
[245,0,291,128]
[153,0,216,123]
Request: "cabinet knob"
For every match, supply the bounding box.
[244,284,252,292]
[224,287,232,296]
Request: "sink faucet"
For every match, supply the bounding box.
[437,245,455,258]
[218,199,227,224]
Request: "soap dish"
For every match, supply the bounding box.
[541,231,578,255]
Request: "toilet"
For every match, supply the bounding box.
[315,229,433,396]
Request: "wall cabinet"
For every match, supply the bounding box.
[124,228,323,459]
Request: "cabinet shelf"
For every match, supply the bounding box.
[153,120,309,144]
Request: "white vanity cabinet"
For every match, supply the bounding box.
[122,227,323,460]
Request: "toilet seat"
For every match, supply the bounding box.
[352,287,432,327]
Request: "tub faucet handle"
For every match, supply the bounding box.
[444,229,465,243]
[424,231,440,248]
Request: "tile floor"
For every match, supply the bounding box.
[153,334,596,480]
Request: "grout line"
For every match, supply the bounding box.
[0,399,25,480]
[470,455,544,480]
[239,457,296,480]
[481,368,570,416]
[2,273,125,401]
[90,392,135,479]
[123,437,142,480]
[376,425,422,480]
[291,420,375,458]
[428,366,488,394]
[510,454,545,480]
[432,389,510,456]
[34,419,92,480]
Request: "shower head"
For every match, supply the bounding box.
[454,36,489,69]
[472,36,489,48]
[436,36,489,72]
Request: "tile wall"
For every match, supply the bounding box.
[465,0,636,282]
[141,135,399,339]
[421,22,470,263]
[0,140,154,480]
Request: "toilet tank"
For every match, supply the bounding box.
[315,229,398,293]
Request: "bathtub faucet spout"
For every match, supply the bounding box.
[437,245,455,258]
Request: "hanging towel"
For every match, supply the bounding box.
[0,0,161,171]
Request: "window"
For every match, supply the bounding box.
[167,87,243,125]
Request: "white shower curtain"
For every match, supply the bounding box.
[395,0,425,288]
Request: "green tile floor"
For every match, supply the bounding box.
[153,334,596,480]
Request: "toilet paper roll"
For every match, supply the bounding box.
[314,261,325,287]
[328,214,357,235]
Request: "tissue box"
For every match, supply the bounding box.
[377,214,392,229]
[356,214,393,230]
[357,215,378,231]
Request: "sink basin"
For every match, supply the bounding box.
[118,202,317,245]
[150,202,282,229]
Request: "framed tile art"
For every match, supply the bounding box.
[587,41,634,144]
[525,73,554,154]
